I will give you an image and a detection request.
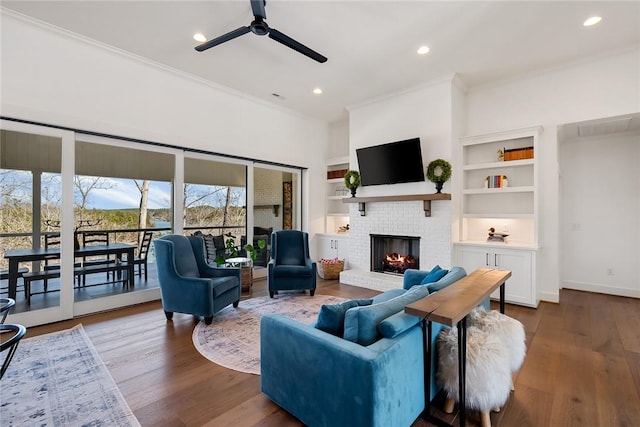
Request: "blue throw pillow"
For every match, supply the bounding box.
[315,299,373,336]
[420,265,448,285]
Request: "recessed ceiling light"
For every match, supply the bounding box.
[583,16,602,27]
[417,46,430,55]
[313,88,323,95]
[193,33,207,42]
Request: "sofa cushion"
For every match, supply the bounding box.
[420,265,448,285]
[426,266,467,293]
[273,265,312,278]
[211,276,241,297]
[343,285,432,346]
[315,299,374,336]
[378,311,422,339]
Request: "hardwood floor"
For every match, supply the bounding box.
[22,280,640,427]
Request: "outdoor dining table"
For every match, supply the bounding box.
[3,243,136,300]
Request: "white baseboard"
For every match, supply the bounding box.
[538,290,559,304]
[563,280,640,298]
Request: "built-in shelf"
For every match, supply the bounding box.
[463,186,534,195]
[343,193,451,217]
[463,159,534,171]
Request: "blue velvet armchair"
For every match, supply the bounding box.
[267,230,316,298]
[154,235,241,325]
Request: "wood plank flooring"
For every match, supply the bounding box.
[21,280,640,427]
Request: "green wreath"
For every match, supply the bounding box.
[344,170,361,189]
[426,159,452,183]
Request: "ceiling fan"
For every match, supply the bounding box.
[195,0,327,63]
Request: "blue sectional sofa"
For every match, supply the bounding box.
[260,266,469,427]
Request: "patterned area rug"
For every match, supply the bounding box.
[193,294,345,375]
[0,324,139,427]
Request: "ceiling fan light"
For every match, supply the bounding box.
[583,16,602,27]
[193,33,207,42]
[417,46,430,55]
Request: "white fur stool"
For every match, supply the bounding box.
[436,326,512,427]
[468,307,526,380]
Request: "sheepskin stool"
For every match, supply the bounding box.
[436,326,512,427]
[468,306,527,385]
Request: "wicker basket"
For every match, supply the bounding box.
[317,260,344,279]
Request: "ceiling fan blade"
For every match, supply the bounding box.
[250,0,266,19]
[268,28,327,63]
[195,26,251,52]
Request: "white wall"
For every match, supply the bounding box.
[560,131,640,297]
[465,48,640,302]
[328,119,349,159]
[348,78,455,197]
[0,11,328,235]
[345,78,456,277]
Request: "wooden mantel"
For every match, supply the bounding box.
[342,193,451,217]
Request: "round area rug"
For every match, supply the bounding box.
[192,294,346,375]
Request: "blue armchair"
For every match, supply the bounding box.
[154,235,241,325]
[267,230,316,298]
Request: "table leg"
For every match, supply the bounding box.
[500,283,505,314]
[127,248,135,289]
[423,319,432,416]
[8,259,18,300]
[458,316,467,426]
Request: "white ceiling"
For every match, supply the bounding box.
[3,1,639,123]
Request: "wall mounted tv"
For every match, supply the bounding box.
[356,138,425,186]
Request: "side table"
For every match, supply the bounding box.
[226,257,253,292]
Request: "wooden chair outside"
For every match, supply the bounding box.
[133,231,153,281]
[43,233,62,291]
[81,231,114,286]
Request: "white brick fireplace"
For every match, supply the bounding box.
[340,199,452,292]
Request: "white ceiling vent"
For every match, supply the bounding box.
[578,117,632,137]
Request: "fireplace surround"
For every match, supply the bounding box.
[340,199,451,292]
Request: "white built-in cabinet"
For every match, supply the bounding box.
[455,126,542,307]
[454,243,536,307]
[316,234,350,265]
[325,156,350,234]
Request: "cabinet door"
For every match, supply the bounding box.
[334,237,349,264]
[455,245,492,271]
[316,236,335,260]
[493,249,534,306]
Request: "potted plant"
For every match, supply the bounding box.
[344,170,361,197]
[214,233,240,266]
[244,239,267,263]
[426,159,452,194]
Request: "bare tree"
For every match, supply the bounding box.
[183,184,226,227]
[134,179,151,244]
[73,175,113,219]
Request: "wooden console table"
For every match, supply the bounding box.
[405,268,512,426]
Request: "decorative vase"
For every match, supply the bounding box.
[350,187,357,197]
[434,181,444,194]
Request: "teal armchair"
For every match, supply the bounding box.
[267,230,316,298]
[154,235,241,325]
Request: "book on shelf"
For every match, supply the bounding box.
[503,146,534,161]
[485,175,508,189]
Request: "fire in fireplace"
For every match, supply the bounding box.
[370,234,420,275]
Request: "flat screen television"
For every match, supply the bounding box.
[356,138,425,186]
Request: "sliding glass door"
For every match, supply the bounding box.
[1,120,304,326]
[71,135,178,316]
[1,120,75,326]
